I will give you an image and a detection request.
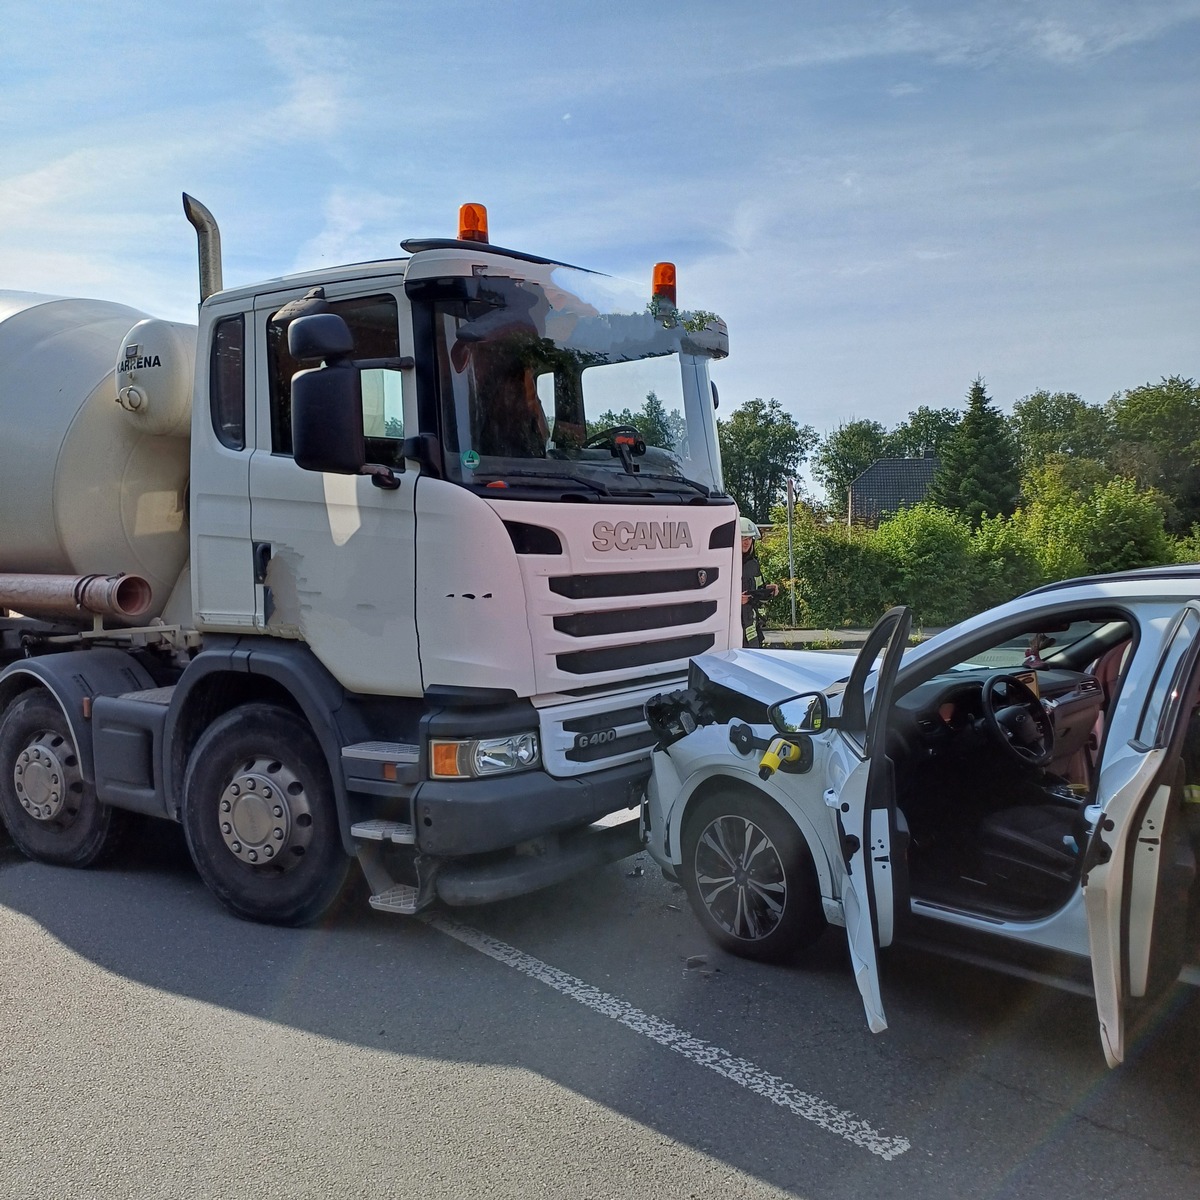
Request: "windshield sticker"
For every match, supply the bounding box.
[462,450,481,470]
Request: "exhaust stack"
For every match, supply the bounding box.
[182,193,223,302]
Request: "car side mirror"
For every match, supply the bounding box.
[768,692,828,736]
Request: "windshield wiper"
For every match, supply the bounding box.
[611,471,711,497]
[474,470,611,496]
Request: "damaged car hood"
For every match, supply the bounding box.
[691,648,854,709]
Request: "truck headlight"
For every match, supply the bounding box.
[429,732,541,779]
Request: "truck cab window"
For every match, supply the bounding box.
[210,314,245,450]
[267,293,402,464]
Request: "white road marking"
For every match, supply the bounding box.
[424,913,911,1160]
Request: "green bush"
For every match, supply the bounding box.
[970,513,1048,609]
[758,517,891,627]
[1077,478,1175,574]
[869,505,974,626]
[750,479,1179,632]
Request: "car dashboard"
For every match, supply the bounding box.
[889,667,1104,771]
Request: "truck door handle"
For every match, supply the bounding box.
[253,542,271,584]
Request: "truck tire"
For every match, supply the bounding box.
[0,690,127,866]
[681,789,825,963]
[182,703,352,926]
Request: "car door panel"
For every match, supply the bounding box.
[829,606,911,1034]
[1085,600,1200,1066]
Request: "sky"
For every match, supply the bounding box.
[2,0,1197,462]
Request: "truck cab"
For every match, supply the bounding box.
[0,201,738,926]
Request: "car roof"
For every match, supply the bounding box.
[1021,564,1200,599]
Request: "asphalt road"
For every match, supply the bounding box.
[2,821,1199,1200]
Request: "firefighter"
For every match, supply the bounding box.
[740,517,778,648]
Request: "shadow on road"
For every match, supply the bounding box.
[3,820,1200,1197]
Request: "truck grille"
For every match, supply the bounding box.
[488,498,736,696]
[549,566,719,599]
[556,633,715,675]
[538,685,666,777]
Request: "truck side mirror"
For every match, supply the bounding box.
[292,363,366,474]
[767,692,827,735]
[288,312,353,361]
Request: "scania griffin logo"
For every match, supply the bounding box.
[592,520,693,552]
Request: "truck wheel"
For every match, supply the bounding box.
[681,790,825,963]
[182,704,352,926]
[0,690,127,866]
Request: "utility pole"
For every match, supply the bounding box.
[786,477,797,627]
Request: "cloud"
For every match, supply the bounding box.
[252,27,350,141]
[290,188,407,273]
[732,2,1200,74]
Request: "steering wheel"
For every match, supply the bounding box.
[980,673,1054,768]
[583,425,646,455]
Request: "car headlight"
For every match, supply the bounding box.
[429,732,541,779]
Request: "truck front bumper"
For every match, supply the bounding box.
[411,757,650,857]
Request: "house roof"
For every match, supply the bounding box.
[848,455,939,523]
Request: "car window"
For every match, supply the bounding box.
[1136,607,1200,749]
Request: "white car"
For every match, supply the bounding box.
[643,566,1200,1065]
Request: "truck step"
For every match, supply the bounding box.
[369,884,422,915]
[117,686,177,705]
[351,819,416,845]
[342,741,420,764]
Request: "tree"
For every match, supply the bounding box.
[885,406,961,458]
[927,377,1019,528]
[590,390,685,449]
[811,419,889,514]
[1106,376,1200,532]
[718,398,817,523]
[1009,390,1112,475]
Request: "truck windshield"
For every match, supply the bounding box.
[419,265,727,500]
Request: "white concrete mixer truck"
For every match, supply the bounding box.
[0,197,738,924]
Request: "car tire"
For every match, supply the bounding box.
[182,704,352,926]
[0,690,128,866]
[681,788,825,963]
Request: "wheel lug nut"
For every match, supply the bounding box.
[264,846,274,858]
[272,806,283,818]
[230,784,240,796]
[263,787,272,800]
[247,779,256,790]
[248,850,258,862]
[231,841,242,853]
[221,800,231,813]
[221,823,231,834]
[273,829,284,840]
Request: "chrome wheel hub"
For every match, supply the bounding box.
[218,755,313,869]
[13,732,76,822]
[694,815,787,941]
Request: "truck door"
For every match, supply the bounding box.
[190,310,258,629]
[827,606,912,1033]
[1084,601,1200,1066]
[247,287,421,696]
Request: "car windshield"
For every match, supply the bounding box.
[949,618,1116,670]
[419,265,727,501]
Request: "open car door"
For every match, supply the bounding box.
[1084,601,1200,1066]
[828,606,912,1033]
